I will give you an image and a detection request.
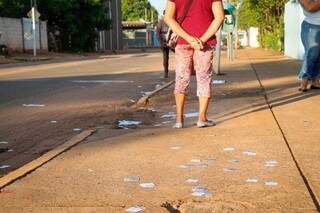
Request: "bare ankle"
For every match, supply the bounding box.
[176,115,184,123]
[301,79,309,88]
[199,115,207,122]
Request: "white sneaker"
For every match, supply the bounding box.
[196,120,216,128]
[172,123,183,129]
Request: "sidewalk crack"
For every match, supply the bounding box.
[249,60,320,211]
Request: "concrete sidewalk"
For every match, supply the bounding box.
[0,48,319,212]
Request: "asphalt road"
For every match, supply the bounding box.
[0,51,174,177]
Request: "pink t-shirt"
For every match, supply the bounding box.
[169,0,221,45]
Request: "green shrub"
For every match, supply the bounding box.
[239,0,287,52]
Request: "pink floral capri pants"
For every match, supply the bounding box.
[174,44,214,97]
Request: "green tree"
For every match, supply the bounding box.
[122,0,158,25]
[38,0,111,51]
[0,0,30,17]
[0,0,111,51]
[238,0,287,51]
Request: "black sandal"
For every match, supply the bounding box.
[298,88,308,92]
[310,85,320,90]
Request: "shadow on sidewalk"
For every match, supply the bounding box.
[1,50,319,179]
[0,70,171,177]
[216,92,318,125]
[215,57,319,124]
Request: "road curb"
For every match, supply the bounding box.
[0,130,95,190]
[12,57,52,62]
[136,80,175,107]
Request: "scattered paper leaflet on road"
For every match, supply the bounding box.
[72,80,134,84]
[23,104,45,107]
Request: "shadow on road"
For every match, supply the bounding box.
[0,51,319,180]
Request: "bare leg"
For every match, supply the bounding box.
[175,93,185,123]
[163,47,170,78]
[198,96,210,122]
[174,46,193,125]
[193,47,213,123]
[299,78,309,91]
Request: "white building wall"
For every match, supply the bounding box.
[40,21,48,51]
[248,27,259,48]
[0,17,48,52]
[0,17,23,51]
[284,1,305,60]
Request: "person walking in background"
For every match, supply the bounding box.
[298,0,320,92]
[165,0,224,128]
[156,11,171,78]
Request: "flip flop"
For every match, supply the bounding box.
[172,123,183,129]
[298,88,308,92]
[310,85,320,90]
[197,120,216,128]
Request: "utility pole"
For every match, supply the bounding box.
[235,1,243,52]
[31,0,37,56]
[214,27,222,75]
[145,8,148,21]
[151,10,154,27]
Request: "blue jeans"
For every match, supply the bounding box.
[299,21,320,80]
